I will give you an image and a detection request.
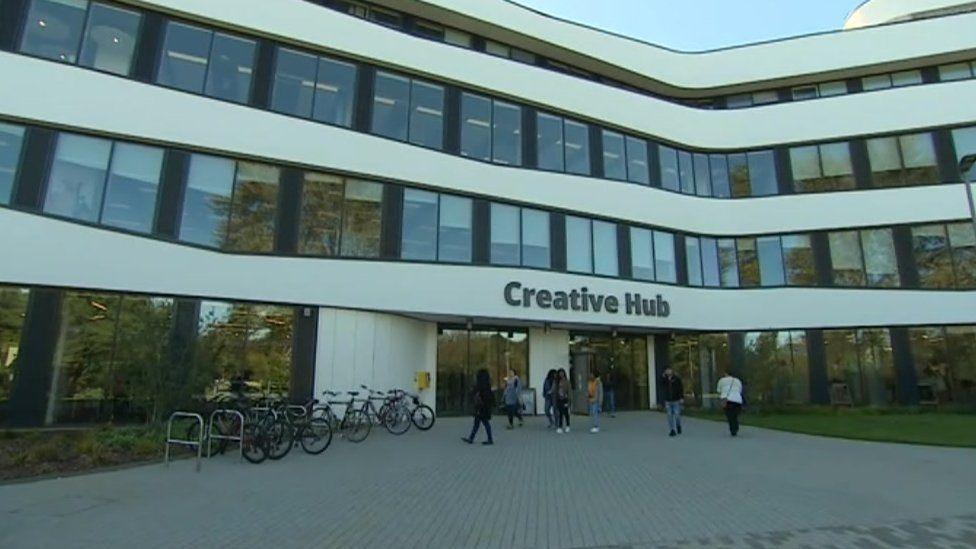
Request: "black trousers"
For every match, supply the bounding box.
[506,404,523,426]
[724,402,742,435]
[468,416,493,442]
[556,399,570,428]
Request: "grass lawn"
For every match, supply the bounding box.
[687,409,976,448]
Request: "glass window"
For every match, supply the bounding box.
[460,93,490,162]
[625,136,649,185]
[372,71,410,141]
[408,80,444,150]
[791,142,855,192]
[536,113,564,172]
[490,203,519,266]
[0,286,30,412]
[891,70,922,87]
[565,216,592,273]
[857,329,897,406]
[0,123,26,205]
[819,81,848,97]
[728,153,750,198]
[312,57,357,127]
[100,142,163,233]
[747,150,777,196]
[298,172,343,256]
[369,6,401,27]
[340,179,383,258]
[829,231,865,286]
[791,85,818,101]
[413,20,444,41]
[781,234,815,286]
[752,91,778,105]
[204,33,255,104]
[511,49,536,64]
[685,236,703,286]
[157,21,212,94]
[700,237,720,287]
[718,238,739,287]
[592,220,618,276]
[726,94,752,109]
[492,101,521,166]
[862,74,892,91]
[654,231,676,283]
[953,126,976,169]
[401,188,438,261]
[485,40,510,58]
[945,326,976,404]
[709,155,731,198]
[912,224,953,288]
[438,195,472,262]
[271,47,317,117]
[939,62,973,81]
[658,146,679,192]
[867,133,939,187]
[43,133,112,223]
[78,2,140,76]
[693,153,711,197]
[564,120,590,176]
[736,237,759,287]
[861,228,900,287]
[819,142,856,189]
[225,162,279,252]
[444,28,472,48]
[757,236,785,286]
[179,154,235,247]
[678,150,694,194]
[521,208,549,268]
[947,222,976,288]
[602,130,626,181]
[630,227,654,281]
[20,0,88,63]
[909,327,953,404]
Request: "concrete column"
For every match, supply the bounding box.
[528,328,570,414]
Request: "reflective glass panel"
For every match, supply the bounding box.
[565,216,592,273]
[521,208,550,268]
[912,224,953,289]
[372,72,410,140]
[700,237,720,287]
[862,74,891,91]
[401,188,438,261]
[718,238,739,287]
[630,227,654,281]
[203,33,254,104]
[438,195,472,262]
[536,113,564,171]
[747,150,777,196]
[564,120,590,176]
[20,0,88,63]
[685,236,703,286]
[340,179,383,257]
[693,153,711,197]
[492,101,522,166]
[891,70,922,87]
[225,162,279,252]
[592,220,618,276]
[0,286,30,413]
[953,126,976,167]
[829,231,866,286]
[819,81,848,97]
[43,133,112,223]
[947,222,976,288]
[861,228,900,287]
[271,47,317,117]
[898,133,938,185]
[736,237,759,287]
[939,62,973,81]
[298,172,343,256]
[658,146,679,191]
[602,130,626,181]
[654,231,676,283]
[179,154,235,247]
[757,236,785,286]
[709,155,730,198]
[100,142,163,233]
[781,234,815,286]
[312,57,357,127]
[625,136,649,185]
[408,80,444,150]
[460,93,491,161]
[157,21,212,93]
[490,203,519,266]
[78,2,141,76]
[909,327,953,404]
[0,123,26,205]
[678,150,694,194]
[728,153,750,198]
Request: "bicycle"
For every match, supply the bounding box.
[262,398,333,459]
[185,393,269,464]
[359,385,412,435]
[317,390,372,442]
[404,391,436,430]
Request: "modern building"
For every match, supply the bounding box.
[1,0,975,426]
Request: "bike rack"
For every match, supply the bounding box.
[208,409,245,462]
[165,412,204,472]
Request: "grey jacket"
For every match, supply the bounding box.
[503,376,521,405]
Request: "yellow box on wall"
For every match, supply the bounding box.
[415,371,431,390]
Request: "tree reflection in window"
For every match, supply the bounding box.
[0,287,30,413]
[225,162,280,253]
[340,179,383,257]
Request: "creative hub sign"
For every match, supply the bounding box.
[503,281,670,317]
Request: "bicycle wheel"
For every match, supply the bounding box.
[299,417,333,455]
[383,404,412,435]
[342,410,371,443]
[411,404,435,431]
[265,417,294,460]
[242,422,267,464]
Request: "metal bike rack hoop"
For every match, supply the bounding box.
[165,412,204,472]
[208,409,245,462]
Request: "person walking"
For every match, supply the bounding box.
[542,369,557,428]
[716,369,744,437]
[661,368,684,437]
[555,368,571,433]
[503,368,524,429]
[462,369,495,445]
[588,370,604,433]
[603,368,617,418]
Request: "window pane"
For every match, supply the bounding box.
[460,93,491,162]
[891,70,922,87]
[899,133,939,185]
[909,327,952,404]
[490,203,519,266]
[485,40,510,57]
[726,94,752,108]
[0,123,26,205]
[43,133,111,222]
[444,28,472,48]
[625,136,649,185]
[536,113,563,171]
[824,329,863,404]
[630,227,653,281]
[693,153,711,197]
[678,150,694,194]
[912,224,953,288]
[492,101,522,166]
[312,57,357,127]
[204,33,255,104]
[862,74,891,91]
[225,162,278,252]
[866,136,902,187]
[736,237,759,287]
[408,80,444,150]
[818,142,856,189]
[653,231,676,283]
[78,2,140,76]
[718,238,739,287]
[0,286,30,411]
[757,236,785,286]
[179,154,235,247]
[414,20,444,41]
[565,216,592,273]
[157,21,212,93]
[790,145,821,193]
[270,47,317,117]
[858,329,897,406]
[747,150,777,196]
[20,0,87,63]
[340,179,383,257]
[298,172,343,256]
[658,146,679,191]
[521,208,549,268]
[781,234,815,286]
[602,130,626,181]
[564,120,590,175]
[685,236,703,286]
[791,86,818,101]
[952,126,976,168]
[945,326,976,403]
[592,220,618,276]
[709,155,730,198]
[861,228,900,287]
[752,91,778,105]
[401,188,438,261]
[369,6,401,27]
[818,81,848,97]
[100,142,163,233]
[947,222,976,288]
[939,62,973,81]
[372,72,410,140]
[701,237,720,287]
[829,231,866,286]
[728,153,750,198]
[439,195,472,262]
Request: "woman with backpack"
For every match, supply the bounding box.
[462,369,495,445]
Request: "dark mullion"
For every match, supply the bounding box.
[221,161,241,250]
[774,146,793,195]
[850,139,873,189]
[353,64,376,133]
[892,225,920,288]
[12,126,56,211]
[153,149,189,239]
[647,141,660,188]
[471,198,489,265]
[805,329,830,404]
[0,0,28,52]
[550,212,566,272]
[379,183,403,260]
[811,232,833,287]
[442,86,461,156]
[889,327,919,405]
[522,106,537,169]
[6,288,64,427]
[589,125,603,178]
[132,12,164,83]
[674,234,688,286]
[617,223,631,279]
[274,167,303,254]
[198,29,217,96]
[94,141,118,224]
[249,39,277,110]
[932,128,962,183]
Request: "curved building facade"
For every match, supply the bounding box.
[0,0,975,425]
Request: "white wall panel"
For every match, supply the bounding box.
[527,328,570,414]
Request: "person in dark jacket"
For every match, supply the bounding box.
[462,369,495,445]
[542,369,557,428]
[661,368,684,437]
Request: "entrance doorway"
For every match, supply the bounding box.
[435,327,528,416]
[569,334,650,412]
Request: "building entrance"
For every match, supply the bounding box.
[569,334,650,412]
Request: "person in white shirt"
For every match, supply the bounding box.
[716,370,744,437]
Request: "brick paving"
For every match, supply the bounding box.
[0,412,974,549]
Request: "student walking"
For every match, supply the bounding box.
[542,369,557,428]
[554,368,571,433]
[661,368,684,437]
[462,369,495,445]
[503,368,524,429]
[588,370,604,433]
[716,369,744,437]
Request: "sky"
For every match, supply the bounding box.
[513,0,867,51]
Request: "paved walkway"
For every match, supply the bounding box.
[0,413,974,548]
